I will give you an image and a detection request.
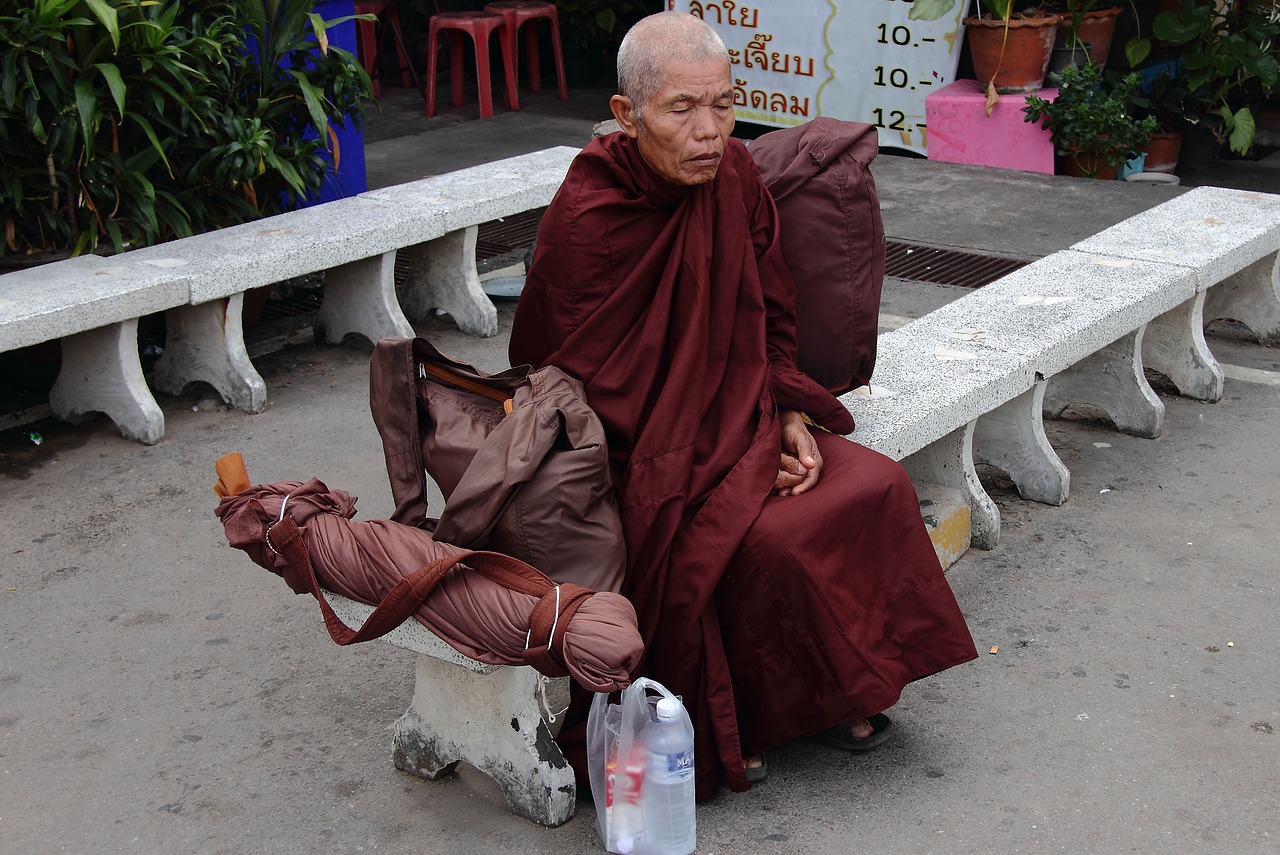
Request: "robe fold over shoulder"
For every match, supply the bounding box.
[510,133,976,799]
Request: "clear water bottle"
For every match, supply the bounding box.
[641,696,696,855]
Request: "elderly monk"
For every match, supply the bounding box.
[509,11,977,799]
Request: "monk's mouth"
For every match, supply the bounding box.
[689,154,722,166]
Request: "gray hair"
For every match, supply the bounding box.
[616,12,730,118]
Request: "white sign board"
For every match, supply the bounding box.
[669,0,968,155]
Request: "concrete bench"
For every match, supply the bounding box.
[324,593,576,828]
[130,146,579,417]
[0,147,579,444]
[844,185,1280,552]
[0,255,189,444]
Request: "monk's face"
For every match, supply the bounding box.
[612,57,736,186]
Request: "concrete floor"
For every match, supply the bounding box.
[2,80,1278,854]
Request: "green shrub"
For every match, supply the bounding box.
[1024,62,1158,177]
[1151,0,1280,154]
[0,0,372,260]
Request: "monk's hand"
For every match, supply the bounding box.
[774,409,822,496]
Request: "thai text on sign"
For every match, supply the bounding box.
[670,0,968,155]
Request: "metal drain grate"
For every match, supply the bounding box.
[885,240,1028,288]
[393,208,548,287]
[476,207,546,261]
[258,291,323,323]
[395,221,1024,291]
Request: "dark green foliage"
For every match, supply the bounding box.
[1023,61,1158,176]
[1124,66,1189,133]
[0,0,373,259]
[555,0,644,58]
[1151,0,1280,154]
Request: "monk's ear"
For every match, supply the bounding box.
[610,94,641,138]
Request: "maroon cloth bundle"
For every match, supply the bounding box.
[215,475,641,692]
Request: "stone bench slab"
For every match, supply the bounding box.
[360,146,577,232]
[1072,186,1280,291]
[900,250,1198,377]
[0,255,188,352]
[840,337,1036,462]
[124,196,448,305]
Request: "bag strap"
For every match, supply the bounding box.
[522,582,593,676]
[420,361,515,413]
[264,515,591,678]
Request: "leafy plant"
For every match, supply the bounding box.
[909,0,959,20]
[0,0,372,261]
[1047,0,1151,68]
[974,0,1021,21]
[555,0,644,58]
[1124,63,1190,133]
[1151,0,1280,154]
[1023,61,1158,176]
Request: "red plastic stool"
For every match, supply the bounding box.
[353,0,418,100]
[426,11,518,119]
[484,0,569,105]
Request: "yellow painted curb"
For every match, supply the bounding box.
[915,483,973,571]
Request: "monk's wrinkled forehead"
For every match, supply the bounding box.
[655,61,737,108]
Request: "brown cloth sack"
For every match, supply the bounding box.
[214,461,641,692]
[749,118,886,394]
[369,336,626,595]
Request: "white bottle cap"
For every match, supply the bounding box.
[656,697,680,721]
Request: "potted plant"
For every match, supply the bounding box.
[1125,63,1190,172]
[963,0,1064,106]
[1150,0,1280,158]
[0,0,372,264]
[1049,0,1152,70]
[1023,62,1158,178]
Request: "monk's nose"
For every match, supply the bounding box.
[692,107,719,140]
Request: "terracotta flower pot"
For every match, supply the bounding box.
[1056,5,1122,68]
[964,14,1062,94]
[1142,131,1185,174]
[1060,150,1120,180]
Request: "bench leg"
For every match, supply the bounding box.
[48,320,165,445]
[392,655,575,827]
[1143,293,1224,402]
[153,296,268,413]
[973,381,1071,506]
[902,422,1001,550]
[313,252,414,344]
[1203,250,1280,346]
[1043,328,1164,439]
[401,227,499,338]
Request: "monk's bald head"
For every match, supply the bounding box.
[617,12,730,120]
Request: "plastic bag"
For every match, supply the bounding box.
[587,677,693,854]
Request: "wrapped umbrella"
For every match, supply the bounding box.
[214,454,640,692]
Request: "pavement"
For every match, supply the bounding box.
[2,81,1279,855]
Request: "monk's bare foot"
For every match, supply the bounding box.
[848,717,874,740]
[744,754,768,782]
[813,712,893,752]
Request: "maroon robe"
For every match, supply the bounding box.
[509,132,977,799]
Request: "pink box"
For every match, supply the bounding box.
[925,79,1058,174]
